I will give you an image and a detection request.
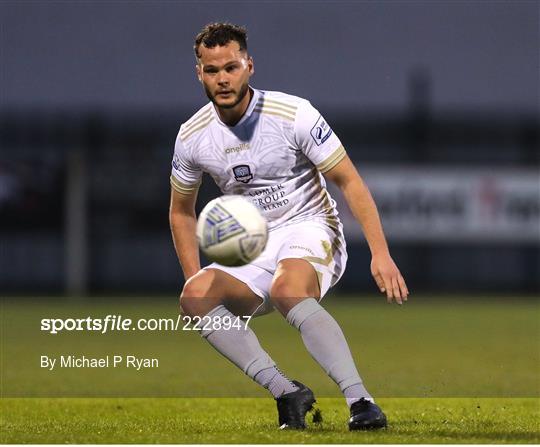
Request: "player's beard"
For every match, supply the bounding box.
[205,81,250,110]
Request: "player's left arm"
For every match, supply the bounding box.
[324,154,409,304]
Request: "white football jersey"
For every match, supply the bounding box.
[170,88,346,230]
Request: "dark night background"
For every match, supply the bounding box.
[1,0,538,295]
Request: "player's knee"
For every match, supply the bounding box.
[270,273,318,300]
[270,269,321,315]
[270,275,298,300]
[181,275,205,299]
[180,271,220,317]
[270,278,305,314]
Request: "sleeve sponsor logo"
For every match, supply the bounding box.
[172,154,181,171]
[310,115,333,146]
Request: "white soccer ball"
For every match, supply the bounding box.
[196,195,268,267]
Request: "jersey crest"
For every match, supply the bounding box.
[233,164,253,183]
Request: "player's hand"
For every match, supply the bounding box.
[370,252,409,304]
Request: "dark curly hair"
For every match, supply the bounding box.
[194,22,248,59]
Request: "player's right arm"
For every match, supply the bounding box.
[169,187,200,280]
[169,130,203,280]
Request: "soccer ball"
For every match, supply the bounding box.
[196,195,268,267]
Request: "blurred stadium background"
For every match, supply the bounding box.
[1,1,538,296]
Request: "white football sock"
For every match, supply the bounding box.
[200,305,298,398]
[286,298,373,407]
[254,366,299,398]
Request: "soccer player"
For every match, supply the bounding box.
[169,23,409,430]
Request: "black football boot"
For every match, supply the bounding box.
[348,398,387,430]
[275,380,317,429]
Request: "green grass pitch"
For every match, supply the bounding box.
[1,296,539,443]
[2,397,538,443]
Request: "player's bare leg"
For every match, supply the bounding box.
[271,258,387,430]
[180,269,301,413]
[270,258,321,315]
[180,268,260,317]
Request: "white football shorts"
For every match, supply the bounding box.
[203,220,348,316]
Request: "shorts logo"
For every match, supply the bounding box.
[310,115,333,146]
[233,164,253,183]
